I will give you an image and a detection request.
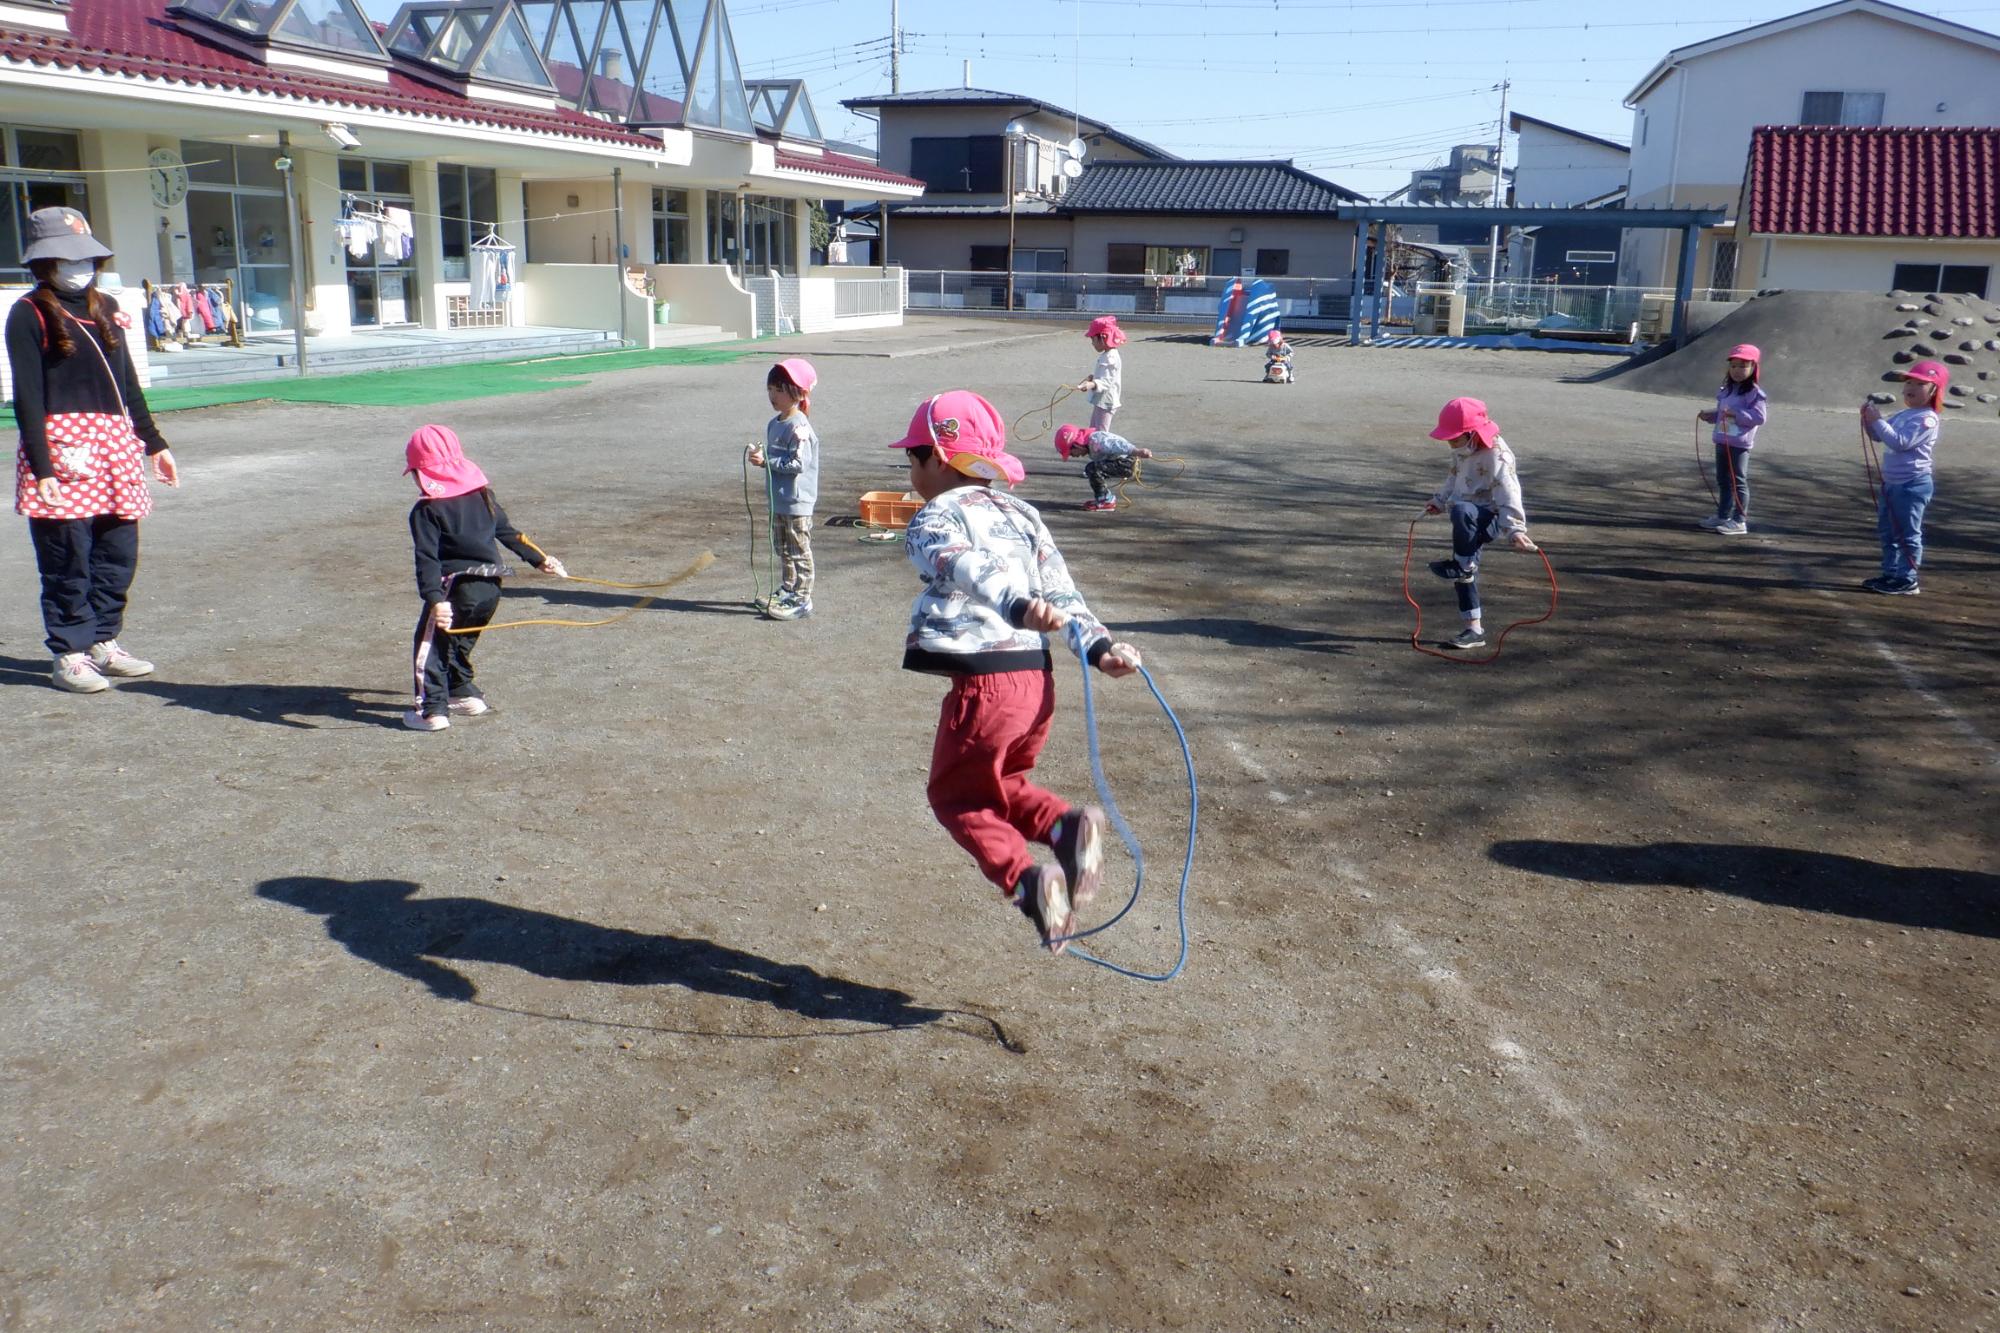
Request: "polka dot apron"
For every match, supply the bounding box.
[13,307,153,522]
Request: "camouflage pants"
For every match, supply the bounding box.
[773,515,814,596]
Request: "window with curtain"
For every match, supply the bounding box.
[438,164,499,281]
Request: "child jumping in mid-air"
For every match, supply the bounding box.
[1695,342,1767,535]
[1077,315,1126,432]
[1263,333,1295,385]
[404,424,565,731]
[1053,422,1155,513]
[746,357,819,620]
[1858,360,1947,595]
[890,390,1145,954]
[1421,397,1537,651]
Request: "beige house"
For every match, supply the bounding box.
[1621,0,2000,292]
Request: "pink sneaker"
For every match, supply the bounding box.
[1083,497,1117,512]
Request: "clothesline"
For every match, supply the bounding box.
[303,169,626,229]
[5,159,225,177]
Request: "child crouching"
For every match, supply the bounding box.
[892,391,1144,953]
[1053,422,1155,512]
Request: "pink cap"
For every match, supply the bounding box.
[404,424,489,498]
[1429,396,1500,447]
[1085,315,1128,347]
[773,357,817,395]
[1053,423,1090,460]
[1903,359,1949,408]
[1727,343,1761,363]
[888,390,1025,486]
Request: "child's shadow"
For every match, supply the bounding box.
[257,876,953,1033]
[0,653,403,728]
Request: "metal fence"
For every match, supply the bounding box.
[904,270,1758,336]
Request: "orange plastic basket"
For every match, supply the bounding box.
[858,490,924,529]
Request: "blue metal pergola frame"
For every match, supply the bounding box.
[1332,202,1729,348]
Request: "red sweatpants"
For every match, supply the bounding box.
[927,669,1071,893]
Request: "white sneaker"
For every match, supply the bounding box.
[401,710,449,731]
[53,652,110,693]
[448,697,490,716]
[1715,520,1748,536]
[89,639,154,677]
[1697,514,1728,530]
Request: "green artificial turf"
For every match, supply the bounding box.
[0,342,758,424]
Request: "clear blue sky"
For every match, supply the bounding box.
[360,0,2000,197]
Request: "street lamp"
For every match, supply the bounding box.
[1004,120,1024,312]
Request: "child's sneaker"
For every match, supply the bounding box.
[53,652,109,693]
[89,639,153,677]
[1082,497,1117,512]
[1872,575,1920,596]
[1047,806,1105,909]
[1428,558,1477,584]
[1697,514,1728,530]
[401,710,449,731]
[448,696,491,716]
[763,593,812,620]
[1011,864,1075,955]
[1714,519,1748,535]
[1441,627,1487,650]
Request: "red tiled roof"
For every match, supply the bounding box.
[770,145,921,190]
[1744,125,2000,238]
[0,0,667,150]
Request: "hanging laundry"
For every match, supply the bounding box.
[383,207,414,261]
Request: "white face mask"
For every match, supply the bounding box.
[53,259,96,293]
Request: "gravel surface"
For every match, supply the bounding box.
[3,325,1996,1331]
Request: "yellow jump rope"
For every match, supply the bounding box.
[440,550,718,633]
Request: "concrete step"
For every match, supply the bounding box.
[645,323,732,348]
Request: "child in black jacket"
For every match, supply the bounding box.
[404,424,564,730]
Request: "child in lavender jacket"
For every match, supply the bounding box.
[1695,342,1768,535]
[1859,361,1946,595]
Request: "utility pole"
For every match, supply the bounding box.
[1485,78,1510,297]
[890,0,900,93]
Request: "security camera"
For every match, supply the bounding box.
[322,123,362,151]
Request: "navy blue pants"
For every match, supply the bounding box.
[1451,502,1498,622]
[1712,443,1749,522]
[28,515,140,655]
[412,577,501,717]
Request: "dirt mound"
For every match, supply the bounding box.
[1608,288,2000,415]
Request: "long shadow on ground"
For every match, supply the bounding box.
[257,876,954,1031]
[1490,840,1999,938]
[0,653,405,727]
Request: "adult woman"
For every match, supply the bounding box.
[8,206,178,692]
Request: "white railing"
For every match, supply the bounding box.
[833,276,902,319]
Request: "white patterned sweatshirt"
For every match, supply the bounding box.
[1429,435,1528,536]
[1086,348,1122,412]
[902,485,1111,675]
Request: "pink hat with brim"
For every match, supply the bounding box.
[404,424,489,498]
[1727,343,1761,363]
[1085,315,1128,347]
[888,390,1025,486]
[1430,396,1500,447]
[774,357,818,394]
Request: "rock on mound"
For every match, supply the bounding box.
[1608,289,2000,415]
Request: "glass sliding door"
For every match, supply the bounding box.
[182,140,294,333]
[338,158,418,326]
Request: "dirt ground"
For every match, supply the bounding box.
[2,322,1995,1332]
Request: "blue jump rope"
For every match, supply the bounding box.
[1047,620,1198,982]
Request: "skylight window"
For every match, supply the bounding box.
[511,0,752,131]
[382,1,558,94]
[173,0,391,66]
[746,80,822,143]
